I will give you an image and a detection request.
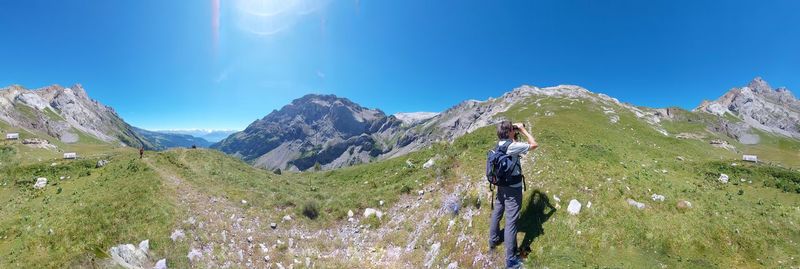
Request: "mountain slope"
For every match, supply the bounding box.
[695,77,800,142]
[0,84,155,149]
[212,94,405,171]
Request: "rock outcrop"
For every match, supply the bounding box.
[695,77,800,141]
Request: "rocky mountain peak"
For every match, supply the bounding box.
[747,76,772,93]
[214,93,402,171]
[695,77,800,140]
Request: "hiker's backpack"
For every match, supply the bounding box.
[486,140,519,187]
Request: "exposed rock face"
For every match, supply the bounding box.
[0,84,154,148]
[212,94,404,171]
[695,77,800,141]
[393,112,438,126]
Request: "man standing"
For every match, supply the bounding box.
[139,147,144,159]
[489,121,538,268]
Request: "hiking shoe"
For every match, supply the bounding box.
[506,257,522,269]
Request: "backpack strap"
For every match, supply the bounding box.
[498,140,512,153]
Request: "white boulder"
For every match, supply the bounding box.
[422,158,435,169]
[33,177,47,189]
[282,215,292,221]
[109,243,148,268]
[718,174,729,184]
[154,259,167,269]
[138,239,149,253]
[567,199,582,215]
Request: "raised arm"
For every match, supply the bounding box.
[514,123,538,151]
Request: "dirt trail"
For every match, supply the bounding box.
[143,157,498,268]
[145,158,271,268]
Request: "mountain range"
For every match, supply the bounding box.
[1,77,797,170]
[2,77,799,268]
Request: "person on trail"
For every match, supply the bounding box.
[488,120,538,268]
[139,147,144,159]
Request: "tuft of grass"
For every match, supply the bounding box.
[302,200,321,220]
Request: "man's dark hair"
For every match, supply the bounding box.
[497,120,513,140]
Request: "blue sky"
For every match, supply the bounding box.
[1,0,798,130]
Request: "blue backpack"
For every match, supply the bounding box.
[486,140,520,187]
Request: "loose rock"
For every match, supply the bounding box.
[718,174,729,184]
[676,200,693,210]
[33,177,47,189]
[627,198,646,209]
[154,259,167,269]
[187,248,202,262]
[424,242,441,268]
[567,199,582,215]
[170,229,185,241]
[651,194,666,202]
[109,243,148,268]
[138,239,149,253]
[270,223,277,229]
[423,158,435,169]
[363,208,384,219]
[96,160,109,168]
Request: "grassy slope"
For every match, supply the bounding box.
[150,145,443,228]
[456,96,800,268]
[0,95,798,268]
[0,149,186,268]
[0,118,124,166]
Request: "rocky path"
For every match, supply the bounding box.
[143,157,499,268]
[145,158,275,268]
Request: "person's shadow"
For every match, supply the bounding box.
[517,190,556,259]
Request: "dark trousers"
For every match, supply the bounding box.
[489,185,523,265]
